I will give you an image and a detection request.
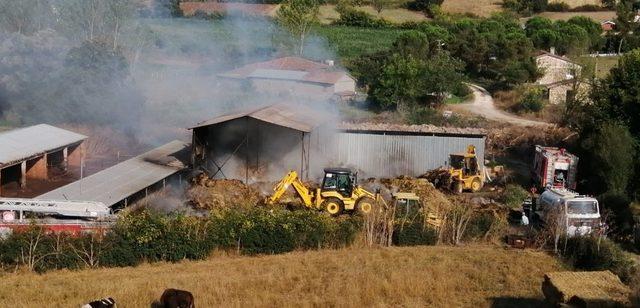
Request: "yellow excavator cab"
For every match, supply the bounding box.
[448,145,484,193]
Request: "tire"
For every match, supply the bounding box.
[322,198,343,216]
[471,178,482,192]
[355,197,376,215]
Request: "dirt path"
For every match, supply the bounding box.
[456,84,552,127]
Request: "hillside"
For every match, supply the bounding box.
[0,245,563,307]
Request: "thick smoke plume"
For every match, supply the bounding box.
[0,0,340,147]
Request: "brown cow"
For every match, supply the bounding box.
[160,289,195,308]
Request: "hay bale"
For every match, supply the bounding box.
[542,271,632,307]
[187,174,263,209]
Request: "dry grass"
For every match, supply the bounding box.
[576,55,620,78]
[532,11,616,22]
[552,0,601,7]
[0,245,563,307]
[441,0,503,17]
[319,5,428,24]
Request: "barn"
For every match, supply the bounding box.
[190,104,486,183]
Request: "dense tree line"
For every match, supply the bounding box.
[0,0,150,129]
[525,16,603,55]
[350,14,541,111]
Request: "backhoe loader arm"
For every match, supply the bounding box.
[268,171,314,207]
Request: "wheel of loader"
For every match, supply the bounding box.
[322,198,343,216]
[356,197,376,215]
[471,178,482,192]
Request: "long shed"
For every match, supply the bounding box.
[190,104,487,182]
[335,123,486,178]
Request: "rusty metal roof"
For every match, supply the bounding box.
[337,122,486,137]
[189,103,331,132]
[0,124,87,168]
[38,141,189,207]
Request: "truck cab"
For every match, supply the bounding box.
[537,188,601,237]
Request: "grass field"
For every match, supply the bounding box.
[319,4,429,24]
[442,0,504,17]
[314,25,411,60]
[576,55,620,78]
[0,245,563,307]
[533,11,616,22]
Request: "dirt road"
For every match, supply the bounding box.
[456,84,552,127]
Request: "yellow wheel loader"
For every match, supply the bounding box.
[448,145,484,193]
[268,168,381,215]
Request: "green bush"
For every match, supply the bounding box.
[334,8,391,28]
[393,217,438,246]
[503,184,530,209]
[518,87,545,112]
[561,236,637,283]
[570,4,608,12]
[206,208,361,254]
[545,2,569,11]
[0,208,363,272]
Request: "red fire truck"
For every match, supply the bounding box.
[0,198,114,236]
[532,145,578,190]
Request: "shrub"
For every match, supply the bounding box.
[518,86,545,112]
[561,236,637,283]
[334,8,391,28]
[0,208,363,272]
[207,208,361,254]
[571,4,608,12]
[503,184,530,209]
[393,217,438,246]
[545,2,569,11]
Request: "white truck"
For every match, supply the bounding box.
[536,188,601,237]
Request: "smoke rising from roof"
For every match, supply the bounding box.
[0,1,341,147]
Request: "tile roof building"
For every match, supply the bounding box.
[219,57,356,101]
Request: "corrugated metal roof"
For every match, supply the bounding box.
[37,141,188,207]
[190,103,330,133]
[248,69,308,81]
[338,122,486,137]
[218,57,353,85]
[0,124,87,168]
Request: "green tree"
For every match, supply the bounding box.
[567,16,605,52]
[592,50,640,137]
[367,32,465,110]
[582,123,635,195]
[276,0,320,55]
[57,0,136,49]
[447,15,538,90]
[614,0,640,53]
[0,0,55,35]
[371,0,392,14]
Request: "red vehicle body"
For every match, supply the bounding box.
[0,219,113,236]
[532,145,579,190]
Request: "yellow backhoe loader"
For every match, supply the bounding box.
[448,145,484,193]
[268,168,381,215]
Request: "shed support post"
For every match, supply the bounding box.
[20,161,26,188]
[245,117,249,184]
[300,132,304,180]
[63,147,69,171]
[0,170,3,196]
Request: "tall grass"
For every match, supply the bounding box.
[0,245,562,307]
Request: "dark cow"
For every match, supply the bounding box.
[81,297,116,308]
[160,289,195,308]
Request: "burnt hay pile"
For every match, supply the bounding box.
[188,174,263,209]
